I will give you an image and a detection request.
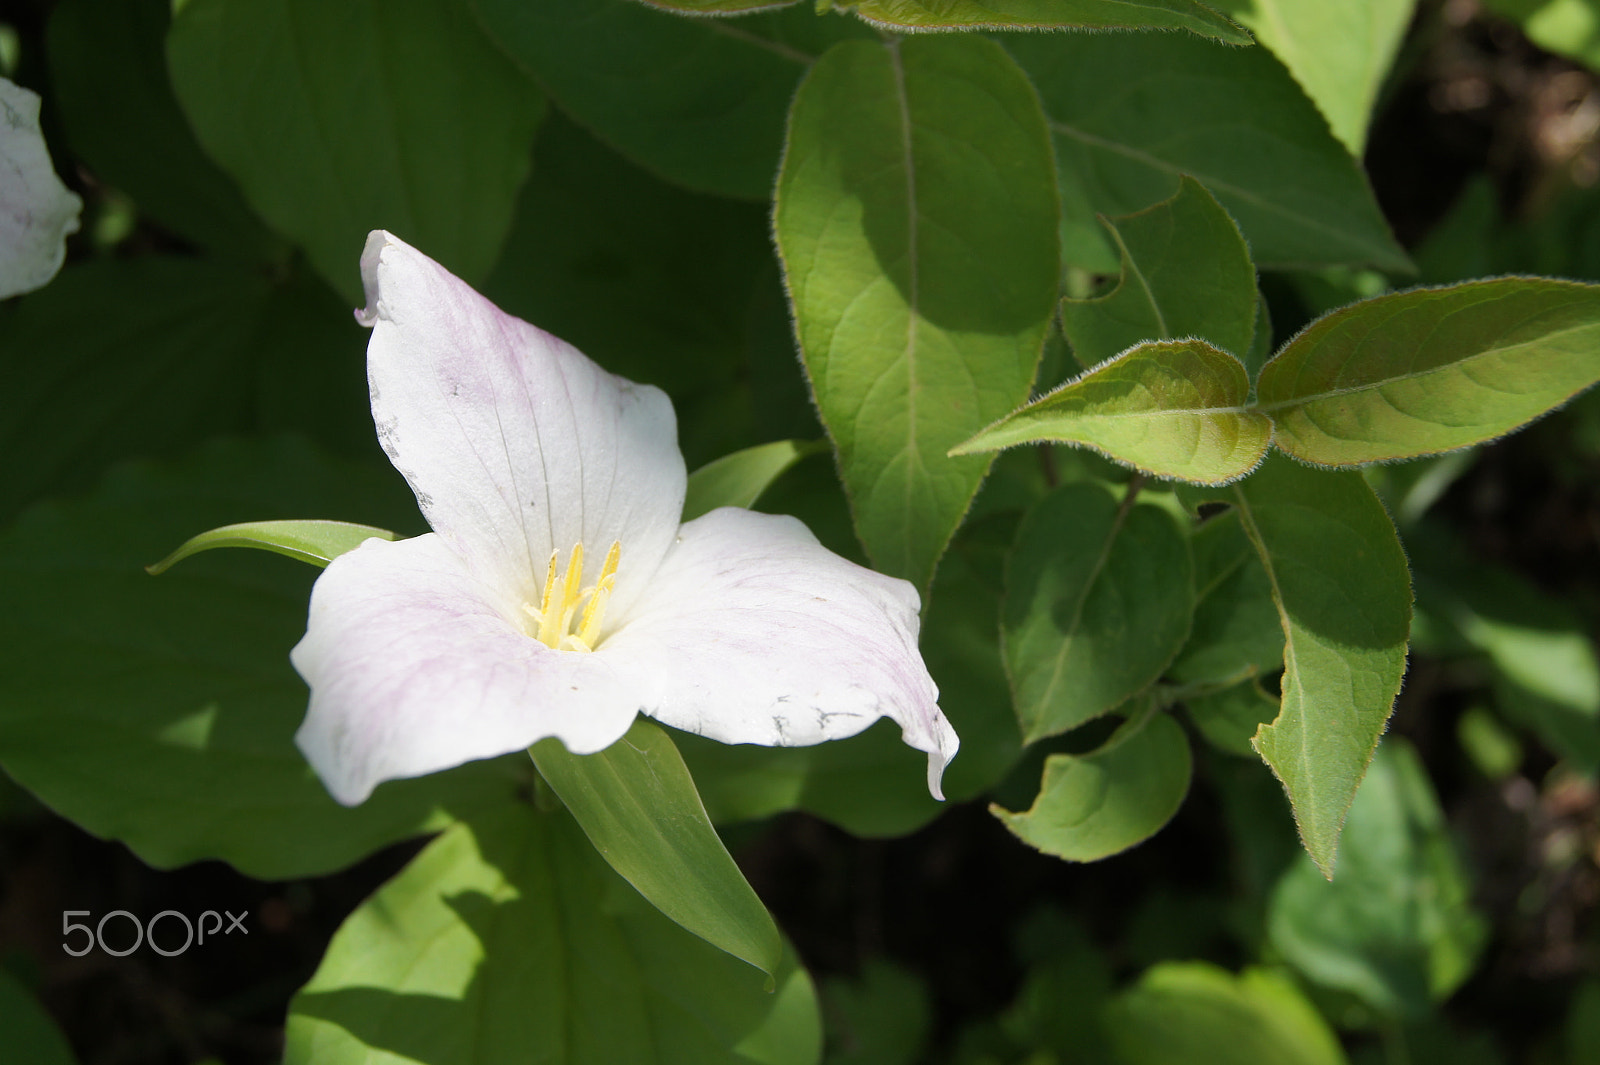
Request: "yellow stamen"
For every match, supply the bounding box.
[577,540,621,649]
[525,540,621,653]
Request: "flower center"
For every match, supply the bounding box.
[521,540,621,653]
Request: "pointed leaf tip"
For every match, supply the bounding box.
[146,520,398,575]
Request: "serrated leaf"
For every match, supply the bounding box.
[1206,0,1416,154]
[953,340,1272,486]
[530,719,781,977]
[850,0,1250,41]
[1259,278,1600,467]
[683,439,822,521]
[1003,481,1193,742]
[1061,177,1258,369]
[1006,30,1409,273]
[474,0,868,201]
[0,438,519,880]
[1268,738,1487,1018]
[46,0,277,260]
[146,520,399,574]
[1106,963,1348,1065]
[1233,454,1412,877]
[285,805,820,1065]
[775,35,1058,590]
[994,709,1193,862]
[168,0,545,303]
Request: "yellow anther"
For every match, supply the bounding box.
[577,540,621,649]
[526,540,621,653]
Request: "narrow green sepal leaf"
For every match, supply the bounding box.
[776,34,1059,590]
[1233,454,1412,877]
[1003,481,1194,742]
[683,439,825,522]
[146,519,397,575]
[953,340,1272,486]
[993,708,1193,862]
[1259,277,1600,467]
[531,718,783,978]
[850,0,1251,42]
[1061,176,1259,370]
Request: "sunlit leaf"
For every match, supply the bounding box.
[146,519,397,574]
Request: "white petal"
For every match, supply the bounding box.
[357,231,686,618]
[291,534,644,805]
[0,79,81,298]
[600,508,959,798]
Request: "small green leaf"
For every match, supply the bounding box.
[953,340,1272,486]
[1105,962,1348,1065]
[683,440,824,522]
[146,519,398,575]
[1003,481,1194,742]
[850,0,1250,41]
[530,719,782,978]
[1233,454,1412,877]
[0,969,77,1065]
[1007,30,1409,273]
[776,34,1059,590]
[994,709,1193,862]
[1258,278,1600,467]
[1268,738,1488,1018]
[285,805,821,1065]
[1206,0,1416,154]
[1061,177,1259,369]
[167,0,546,303]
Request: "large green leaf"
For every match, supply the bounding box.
[776,35,1059,590]
[46,0,276,259]
[993,709,1193,861]
[530,719,782,978]
[1231,455,1412,876]
[473,0,867,201]
[1003,481,1193,742]
[285,804,820,1065]
[0,438,520,880]
[1207,0,1416,154]
[1105,963,1348,1065]
[1060,177,1259,369]
[953,341,1271,485]
[1268,738,1487,1018]
[168,0,545,303]
[1005,31,1409,273]
[850,0,1250,40]
[1258,278,1600,467]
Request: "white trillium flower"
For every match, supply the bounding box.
[291,231,958,805]
[0,77,81,298]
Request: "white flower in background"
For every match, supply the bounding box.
[0,77,81,298]
[292,231,958,805]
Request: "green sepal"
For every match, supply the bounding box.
[146,519,398,575]
[683,439,825,522]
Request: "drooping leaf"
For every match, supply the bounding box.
[1206,0,1416,154]
[46,0,277,260]
[285,804,821,1065]
[1061,177,1258,369]
[1003,481,1193,742]
[1005,30,1409,273]
[146,520,399,575]
[530,719,782,978]
[1258,278,1600,467]
[167,0,546,303]
[1268,738,1488,1018]
[683,439,824,521]
[0,438,520,880]
[1232,454,1412,876]
[775,34,1059,590]
[952,341,1272,486]
[850,0,1250,41]
[994,709,1193,862]
[1105,962,1348,1065]
[473,0,868,201]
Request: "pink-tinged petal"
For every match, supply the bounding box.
[0,79,81,298]
[600,508,959,798]
[357,231,685,618]
[291,533,645,805]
